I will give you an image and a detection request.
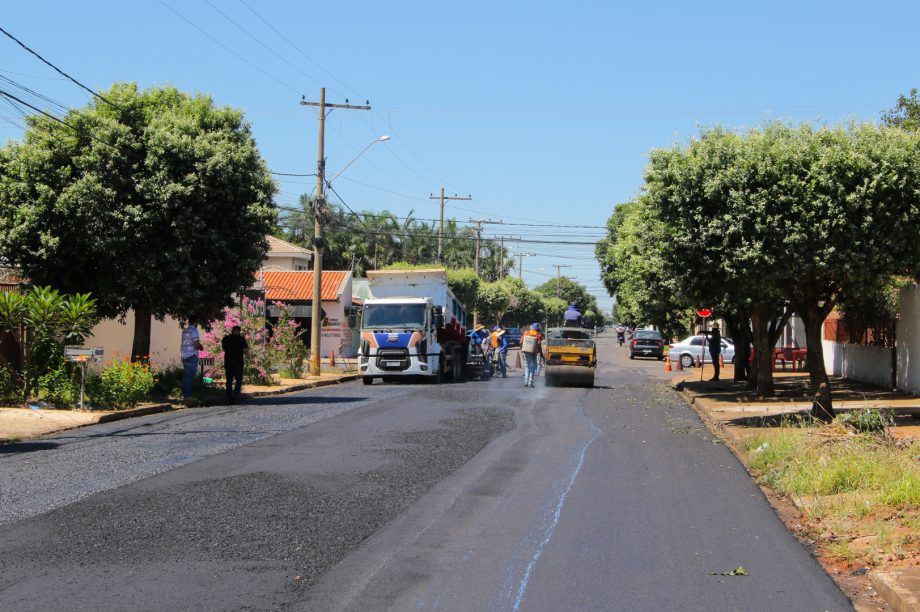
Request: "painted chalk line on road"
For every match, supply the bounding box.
[510,393,603,612]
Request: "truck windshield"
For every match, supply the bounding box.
[363,304,427,329]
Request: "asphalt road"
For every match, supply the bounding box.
[0,337,851,611]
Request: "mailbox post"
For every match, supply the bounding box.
[64,347,104,409]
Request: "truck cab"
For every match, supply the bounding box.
[358,269,467,384]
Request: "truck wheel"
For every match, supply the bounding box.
[434,353,444,384]
[362,376,374,385]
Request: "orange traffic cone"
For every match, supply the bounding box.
[675,357,683,371]
[329,351,336,367]
[719,354,724,368]
[665,358,672,372]
[514,351,522,369]
[696,355,702,368]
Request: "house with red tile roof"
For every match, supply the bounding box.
[258,269,357,358]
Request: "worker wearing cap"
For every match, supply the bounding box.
[521,323,544,388]
[491,325,508,378]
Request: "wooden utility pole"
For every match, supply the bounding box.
[429,188,471,262]
[517,252,536,280]
[469,218,502,327]
[300,88,371,376]
[554,264,573,298]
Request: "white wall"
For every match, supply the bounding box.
[897,285,920,394]
[81,312,184,370]
[823,339,894,389]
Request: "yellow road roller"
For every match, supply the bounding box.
[543,327,596,387]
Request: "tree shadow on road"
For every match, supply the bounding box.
[0,441,61,454]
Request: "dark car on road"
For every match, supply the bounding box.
[504,327,523,348]
[629,329,665,360]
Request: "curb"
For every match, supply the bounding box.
[95,403,175,423]
[245,374,361,398]
[872,569,920,612]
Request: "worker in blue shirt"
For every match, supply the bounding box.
[491,326,509,378]
[563,304,584,328]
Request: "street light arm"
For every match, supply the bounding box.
[327,135,390,184]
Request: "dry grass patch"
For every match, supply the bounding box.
[740,422,920,568]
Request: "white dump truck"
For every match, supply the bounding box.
[358,269,468,384]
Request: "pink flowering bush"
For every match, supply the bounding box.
[201,297,311,385]
[271,302,308,378]
[201,296,277,386]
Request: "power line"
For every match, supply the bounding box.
[271,171,316,177]
[0,88,127,154]
[0,25,123,110]
[204,0,325,89]
[230,1,466,200]
[157,0,303,96]
[237,0,355,100]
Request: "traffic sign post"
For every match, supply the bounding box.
[696,309,712,382]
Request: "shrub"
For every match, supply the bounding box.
[200,296,276,385]
[87,355,155,410]
[0,365,17,401]
[837,407,894,434]
[37,361,80,408]
[149,365,185,399]
[271,303,307,377]
[200,297,311,385]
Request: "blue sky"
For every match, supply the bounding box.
[2,1,917,315]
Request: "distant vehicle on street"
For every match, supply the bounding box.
[629,329,665,360]
[668,335,735,369]
[504,327,523,348]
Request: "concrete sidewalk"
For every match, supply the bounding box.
[672,364,920,612]
[0,369,360,443]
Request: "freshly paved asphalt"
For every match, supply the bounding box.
[0,337,851,611]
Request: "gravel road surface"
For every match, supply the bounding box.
[0,338,851,611]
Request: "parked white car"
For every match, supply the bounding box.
[668,335,735,369]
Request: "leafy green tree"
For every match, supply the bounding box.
[499,278,545,327]
[644,126,794,396]
[596,198,692,340]
[882,88,920,132]
[645,122,920,417]
[534,277,598,315]
[475,281,512,327]
[541,296,567,326]
[762,122,920,418]
[0,83,276,359]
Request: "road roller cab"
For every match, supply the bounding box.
[544,327,596,387]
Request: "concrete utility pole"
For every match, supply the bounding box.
[429,188,472,262]
[517,252,536,280]
[300,88,371,376]
[554,264,573,298]
[469,218,502,327]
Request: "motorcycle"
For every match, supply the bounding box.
[617,331,625,346]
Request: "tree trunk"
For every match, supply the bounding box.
[750,309,775,397]
[131,303,152,362]
[723,312,751,381]
[801,303,835,421]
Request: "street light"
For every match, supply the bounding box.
[327,135,390,184]
[310,134,390,376]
